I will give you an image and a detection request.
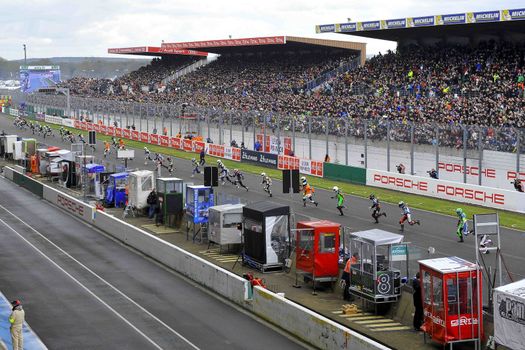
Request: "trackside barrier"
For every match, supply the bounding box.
[2,166,390,350]
[324,162,366,184]
[367,169,525,213]
[2,166,13,180]
[250,287,390,350]
[91,211,249,305]
[12,171,43,198]
[43,186,95,222]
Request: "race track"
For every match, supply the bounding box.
[1,115,524,349]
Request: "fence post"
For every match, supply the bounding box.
[515,128,521,173]
[325,115,329,158]
[292,117,296,155]
[410,122,415,175]
[364,120,368,169]
[229,112,233,145]
[263,113,267,152]
[219,113,223,145]
[478,126,483,186]
[387,121,391,172]
[277,115,281,155]
[308,115,312,160]
[241,113,245,145]
[435,124,440,178]
[345,118,349,166]
[463,125,467,183]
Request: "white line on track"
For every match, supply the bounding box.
[0,203,200,350]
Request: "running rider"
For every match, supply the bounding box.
[260,172,272,197]
[370,194,387,223]
[331,186,345,216]
[301,177,318,207]
[398,201,420,232]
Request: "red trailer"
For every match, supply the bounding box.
[419,257,483,349]
[295,220,340,292]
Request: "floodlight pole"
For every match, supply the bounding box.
[23,44,27,65]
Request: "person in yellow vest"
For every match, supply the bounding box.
[9,300,24,350]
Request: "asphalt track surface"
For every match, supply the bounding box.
[0,121,307,349]
[1,116,524,347]
[4,116,522,280]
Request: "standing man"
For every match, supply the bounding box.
[147,189,158,219]
[340,253,358,301]
[9,300,24,350]
[199,149,206,166]
[412,273,423,331]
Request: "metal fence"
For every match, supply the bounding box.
[4,90,524,189]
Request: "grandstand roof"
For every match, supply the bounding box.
[161,36,366,65]
[316,8,525,43]
[107,46,209,57]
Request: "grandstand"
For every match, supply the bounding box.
[52,10,525,129]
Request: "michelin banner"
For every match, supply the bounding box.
[466,11,500,23]
[436,13,466,25]
[407,16,435,27]
[502,8,525,21]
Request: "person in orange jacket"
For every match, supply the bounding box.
[301,177,318,207]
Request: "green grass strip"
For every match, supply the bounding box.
[14,115,525,231]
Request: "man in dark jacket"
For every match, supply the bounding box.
[147,189,158,219]
[413,272,423,331]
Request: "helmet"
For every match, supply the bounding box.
[144,146,148,150]
[398,201,405,207]
[260,172,266,177]
[234,169,238,173]
[456,208,463,215]
[333,186,339,192]
[11,300,20,307]
[192,158,195,162]
[369,194,375,200]
[217,159,222,164]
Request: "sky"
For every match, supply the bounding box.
[0,0,524,60]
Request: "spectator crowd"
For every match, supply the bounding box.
[55,41,525,151]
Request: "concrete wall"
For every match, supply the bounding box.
[250,287,390,350]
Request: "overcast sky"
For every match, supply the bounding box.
[1,0,524,60]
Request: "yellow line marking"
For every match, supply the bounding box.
[367,322,403,328]
[355,319,396,325]
[342,315,382,320]
[371,326,411,332]
[339,313,370,318]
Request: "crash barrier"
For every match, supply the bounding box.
[3,166,389,350]
[367,168,525,213]
[12,170,43,198]
[91,211,249,305]
[250,287,390,350]
[324,162,366,185]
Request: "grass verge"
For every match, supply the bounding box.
[12,115,525,231]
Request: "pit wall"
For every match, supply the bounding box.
[2,166,390,350]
